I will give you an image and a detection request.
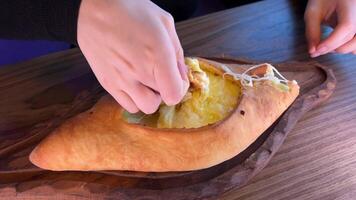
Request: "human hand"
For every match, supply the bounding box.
[77,0,189,114]
[304,0,356,57]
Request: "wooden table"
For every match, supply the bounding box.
[177,0,356,199]
[1,0,356,199]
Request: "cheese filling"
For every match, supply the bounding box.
[122,58,242,128]
[157,58,241,128]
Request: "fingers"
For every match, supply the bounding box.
[161,14,187,78]
[304,4,322,54]
[109,21,185,111]
[78,0,187,115]
[154,48,185,105]
[99,66,161,114]
[162,13,190,96]
[312,1,356,57]
[153,26,186,106]
[335,36,356,54]
[124,80,162,114]
[110,89,139,114]
[111,50,159,92]
[98,73,140,114]
[163,14,190,102]
[110,79,161,114]
[312,23,355,57]
[112,69,162,114]
[177,60,189,93]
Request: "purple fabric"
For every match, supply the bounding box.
[0,40,70,67]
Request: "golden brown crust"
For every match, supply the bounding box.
[29,58,300,172]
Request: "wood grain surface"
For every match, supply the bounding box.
[177,1,356,200]
[0,0,355,199]
[0,55,335,199]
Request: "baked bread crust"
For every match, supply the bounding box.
[29,58,299,172]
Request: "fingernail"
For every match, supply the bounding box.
[309,46,316,54]
[310,52,320,58]
[316,46,328,55]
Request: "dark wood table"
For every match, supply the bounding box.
[177,0,356,199]
[1,0,356,199]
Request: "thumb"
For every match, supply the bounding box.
[162,16,190,94]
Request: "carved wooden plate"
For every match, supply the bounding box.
[0,52,336,199]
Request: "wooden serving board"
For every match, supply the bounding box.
[0,50,336,199]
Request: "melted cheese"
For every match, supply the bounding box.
[157,58,241,128]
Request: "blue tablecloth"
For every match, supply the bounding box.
[0,40,70,67]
